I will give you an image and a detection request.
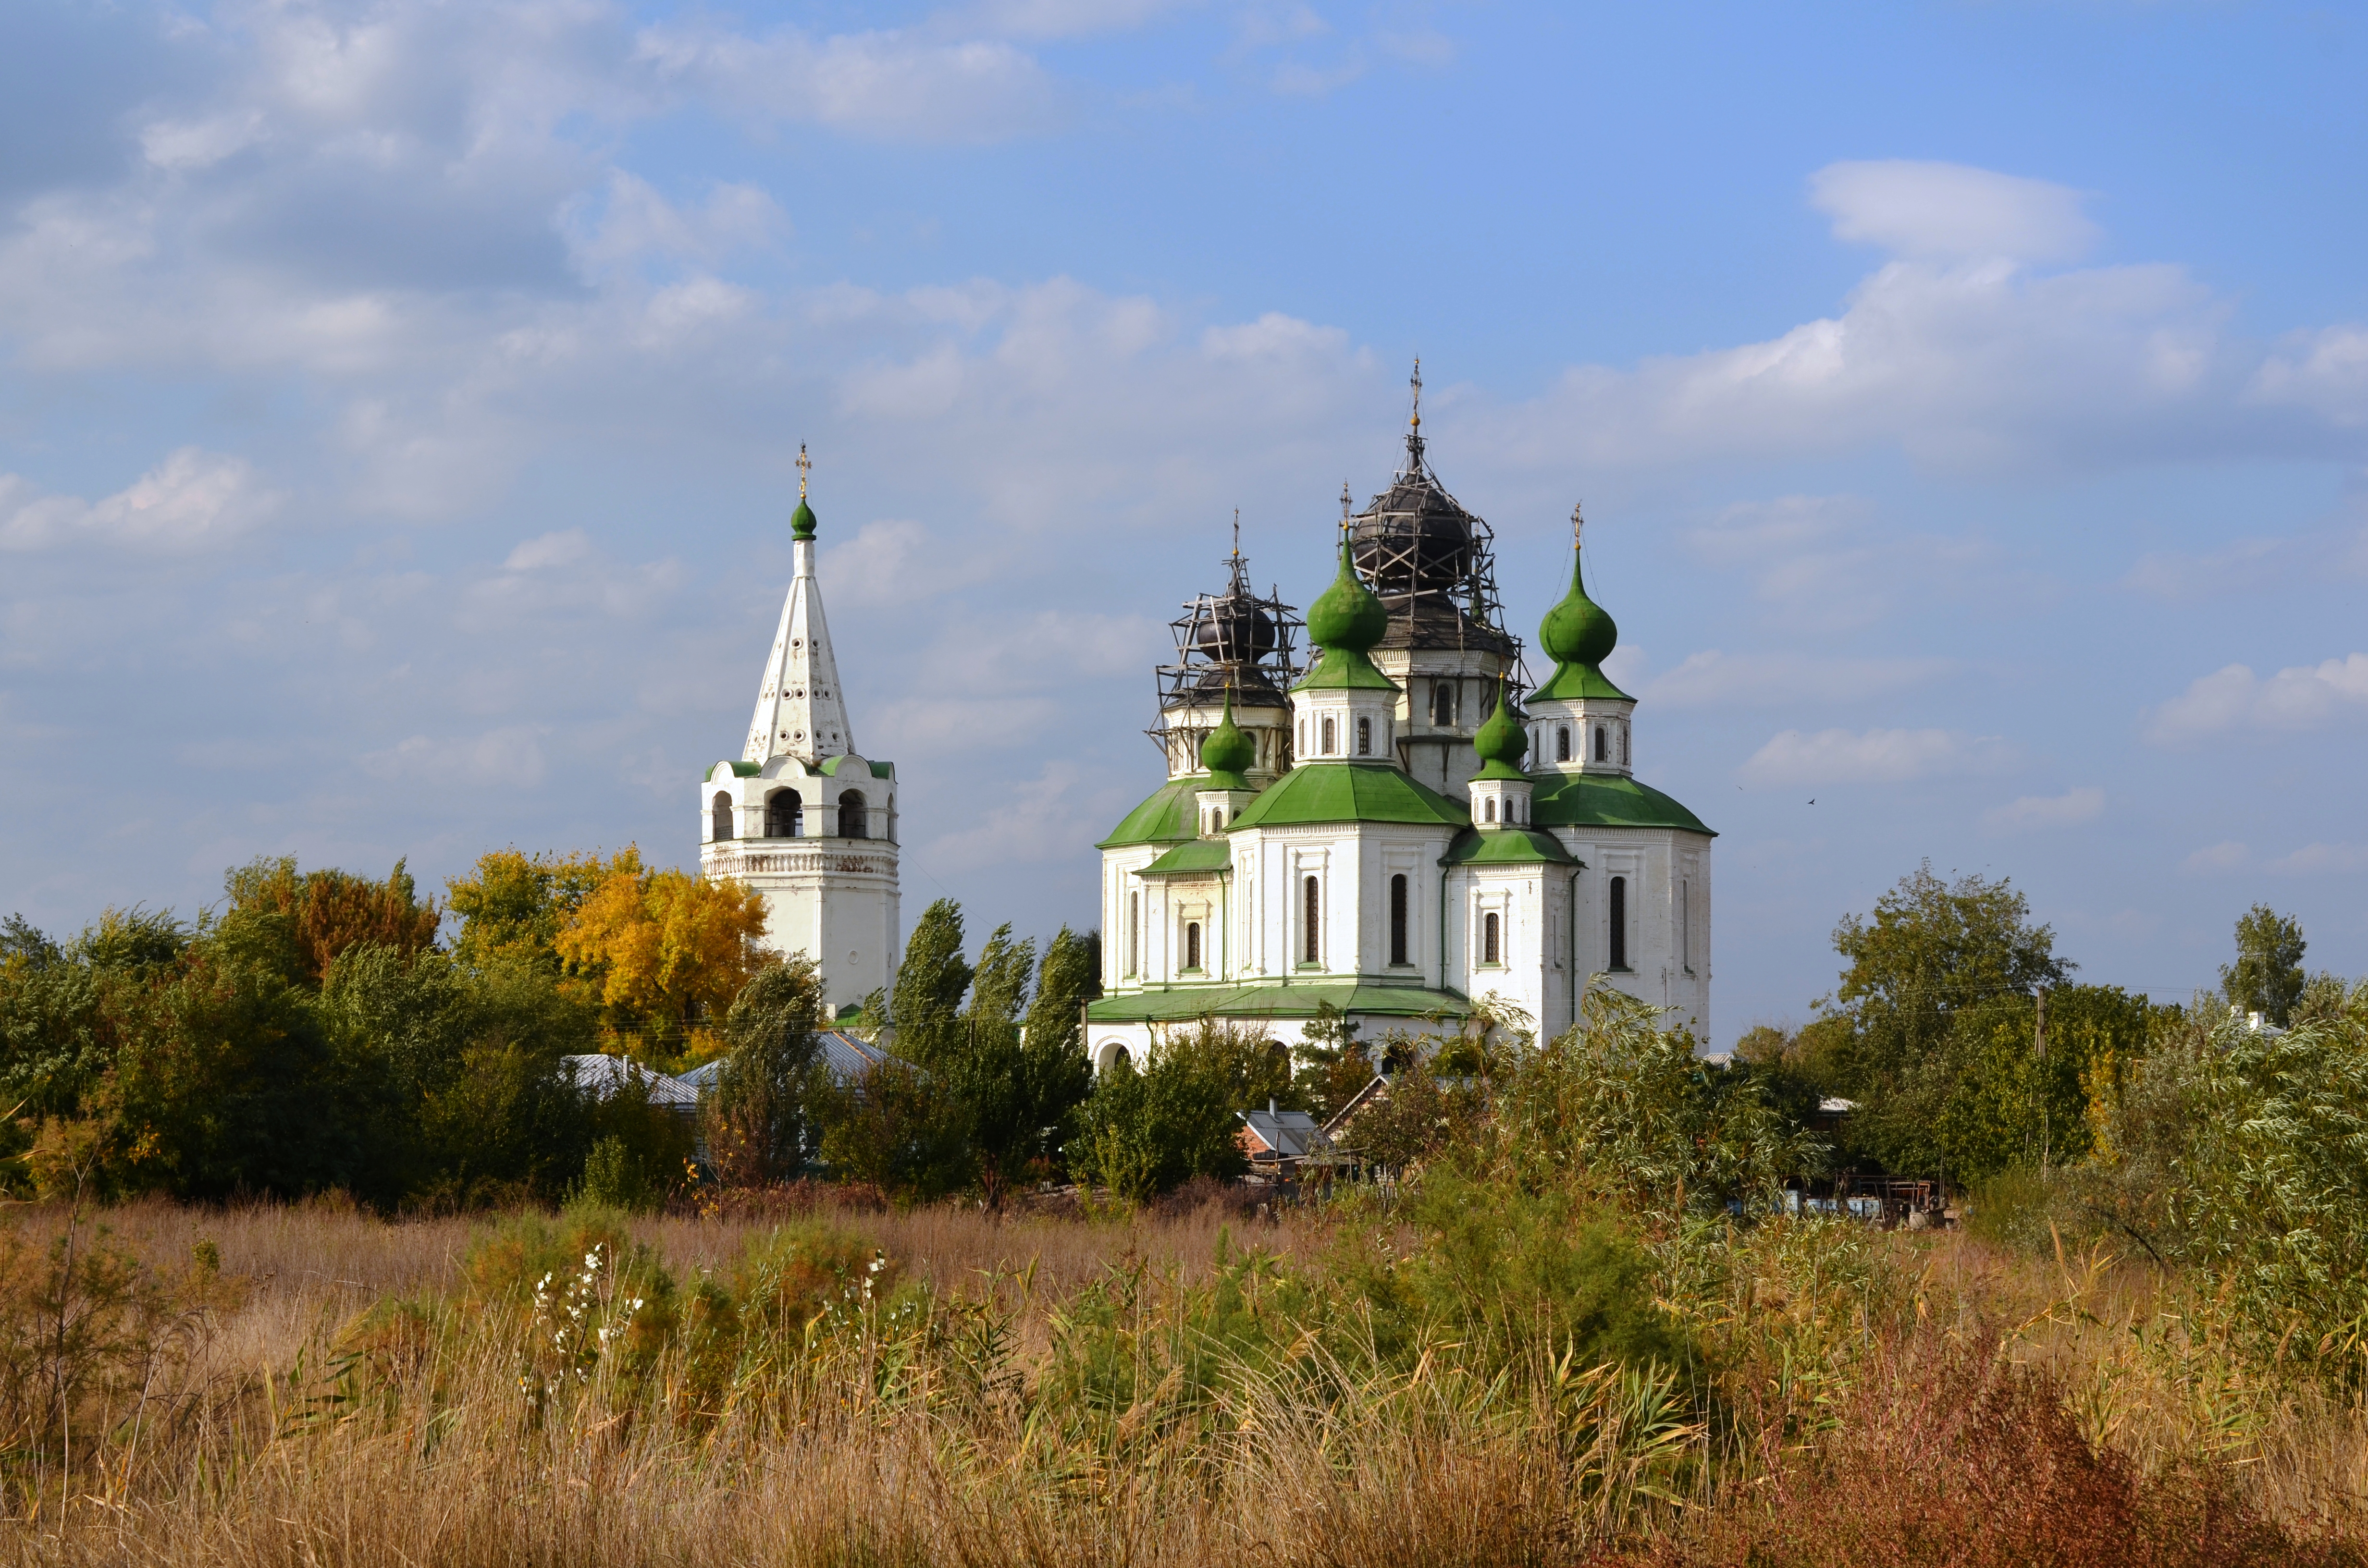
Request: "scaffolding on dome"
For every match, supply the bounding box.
[1346,362,1526,684]
[1147,526,1304,770]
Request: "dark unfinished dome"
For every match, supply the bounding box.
[1347,419,1515,658]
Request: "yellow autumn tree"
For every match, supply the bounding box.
[552,846,770,1062]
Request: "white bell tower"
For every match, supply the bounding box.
[697,447,901,1021]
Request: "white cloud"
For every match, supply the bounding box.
[360,725,551,787]
[1981,786,2104,834]
[1810,160,2099,263]
[2183,841,2251,872]
[635,22,1061,144]
[2145,654,2368,743]
[2249,325,2368,427]
[0,449,280,553]
[821,520,974,609]
[966,0,1197,40]
[1740,726,1998,787]
[2268,843,2368,875]
[1681,495,1992,630]
[141,111,267,171]
[1644,649,1955,708]
[919,760,1111,873]
[505,529,593,570]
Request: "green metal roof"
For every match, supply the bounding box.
[705,760,763,782]
[1098,776,1206,848]
[1228,762,1470,831]
[1141,840,1233,876]
[1529,661,1635,703]
[816,754,894,779]
[1529,772,1714,835]
[1441,825,1579,866]
[1292,646,1400,692]
[1087,979,1471,1025]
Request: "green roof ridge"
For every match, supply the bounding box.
[1228,760,1469,831]
[1528,771,1715,836]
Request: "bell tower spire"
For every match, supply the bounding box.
[744,443,856,764]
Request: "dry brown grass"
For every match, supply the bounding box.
[3,1198,2364,1567]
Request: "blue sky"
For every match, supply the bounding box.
[3,0,2365,1042]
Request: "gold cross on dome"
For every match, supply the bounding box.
[1571,501,1585,550]
[796,443,811,499]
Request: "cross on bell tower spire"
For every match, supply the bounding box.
[796,442,811,499]
[1403,357,1426,474]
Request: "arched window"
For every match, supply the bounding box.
[1356,716,1372,755]
[1302,875,1320,965]
[1321,715,1336,755]
[1209,808,1225,833]
[1609,876,1628,970]
[1621,727,1630,766]
[1484,797,1496,823]
[1594,726,1607,761]
[1433,682,1455,727]
[1556,725,1571,762]
[711,792,733,842]
[1298,718,1307,755]
[1127,892,1140,977]
[1184,920,1202,971]
[765,790,802,838]
[1482,911,1501,966]
[1389,874,1408,966]
[838,789,868,839]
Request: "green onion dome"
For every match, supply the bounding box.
[1538,546,1616,667]
[1304,538,1388,652]
[1200,691,1257,781]
[1472,682,1529,780]
[790,497,819,541]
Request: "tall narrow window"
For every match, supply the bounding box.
[1302,876,1320,965]
[1127,892,1140,977]
[839,789,868,838]
[1389,874,1408,966]
[711,792,733,842]
[1594,726,1607,761]
[1433,683,1455,726]
[1556,725,1571,762]
[1184,920,1202,971]
[1609,876,1628,970]
[1681,879,1690,968]
[1484,797,1496,822]
[1483,911,1501,966]
[1620,727,1630,766]
[1356,716,1372,755]
[1298,718,1307,755]
[1321,716,1336,755]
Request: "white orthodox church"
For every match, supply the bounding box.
[697,451,900,1021]
[1085,395,1713,1069]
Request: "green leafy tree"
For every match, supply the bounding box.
[1065,1026,1251,1199]
[704,957,827,1187]
[890,898,973,1066]
[1810,863,2074,1172]
[2222,903,2306,1028]
[1293,1001,1373,1119]
[1018,927,1099,1170]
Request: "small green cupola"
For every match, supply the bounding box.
[1193,689,1260,836]
[1291,533,1402,763]
[1304,538,1388,653]
[1199,690,1256,789]
[1472,681,1528,781]
[789,442,819,541]
[1465,680,1537,828]
[1531,506,1631,704]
